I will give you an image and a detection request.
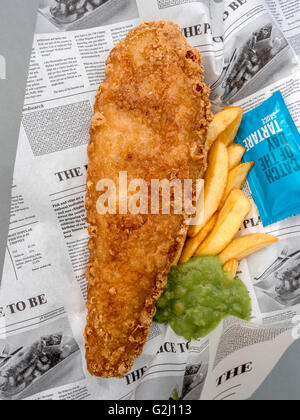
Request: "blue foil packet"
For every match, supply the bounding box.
[235,91,300,227]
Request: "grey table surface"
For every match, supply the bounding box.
[250,339,300,400]
[0,0,38,273]
[0,0,299,401]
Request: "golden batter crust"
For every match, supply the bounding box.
[85,21,212,378]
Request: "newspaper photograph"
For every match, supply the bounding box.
[37,0,140,33]
[0,318,84,400]
[1,0,300,400]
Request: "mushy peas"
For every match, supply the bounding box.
[155,256,251,340]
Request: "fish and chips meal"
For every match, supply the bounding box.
[0,334,79,398]
[84,21,286,378]
[85,21,212,378]
[222,24,287,102]
[50,0,108,24]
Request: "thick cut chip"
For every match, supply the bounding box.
[206,107,244,149]
[196,189,252,256]
[219,234,279,264]
[223,258,239,278]
[172,232,188,266]
[219,162,254,209]
[188,141,228,237]
[228,143,246,170]
[180,212,218,264]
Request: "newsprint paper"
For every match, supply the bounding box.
[1,0,300,401]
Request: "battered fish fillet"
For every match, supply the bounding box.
[85,21,212,378]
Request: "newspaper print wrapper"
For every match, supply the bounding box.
[236,91,300,227]
[1,0,300,400]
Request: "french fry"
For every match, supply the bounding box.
[223,258,239,278]
[188,141,228,237]
[219,162,254,209]
[172,232,188,266]
[180,212,218,264]
[219,234,279,264]
[206,107,244,149]
[195,189,252,256]
[228,143,246,170]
